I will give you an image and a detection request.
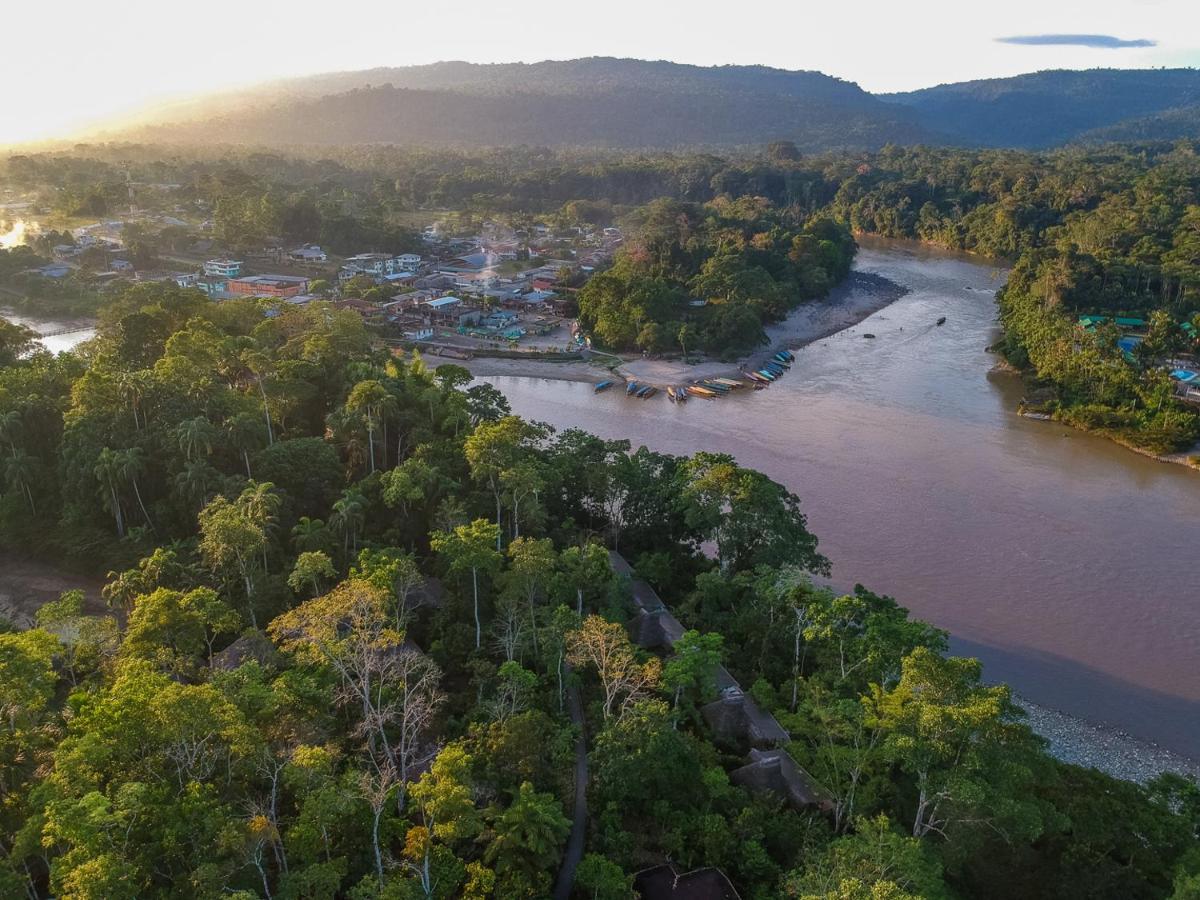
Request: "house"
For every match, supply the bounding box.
[196,276,229,297]
[633,864,741,900]
[52,244,80,259]
[701,685,789,749]
[342,253,408,279]
[226,274,310,298]
[111,259,134,273]
[396,253,422,270]
[440,252,490,273]
[405,327,434,341]
[35,264,71,279]
[204,258,243,278]
[426,296,463,314]
[730,749,834,814]
[171,273,199,289]
[288,245,327,262]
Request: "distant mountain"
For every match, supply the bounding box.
[93,60,1200,152]
[104,58,935,151]
[882,68,1200,148]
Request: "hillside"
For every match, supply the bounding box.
[108,58,935,151]
[882,68,1200,148]
[89,60,1200,151]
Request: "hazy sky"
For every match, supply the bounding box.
[4,0,1198,144]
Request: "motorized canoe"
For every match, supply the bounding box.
[712,378,743,389]
[641,386,657,399]
[626,382,639,395]
[594,380,614,392]
[687,385,718,398]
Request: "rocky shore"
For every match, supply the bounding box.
[1018,696,1200,784]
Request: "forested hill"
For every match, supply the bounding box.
[93,59,1200,151]
[116,58,932,151]
[883,68,1200,148]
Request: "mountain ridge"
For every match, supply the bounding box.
[84,58,1200,151]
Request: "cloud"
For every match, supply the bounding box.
[996,34,1156,49]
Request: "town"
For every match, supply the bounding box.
[13,204,625,360]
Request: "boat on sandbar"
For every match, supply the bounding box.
[594,380,614,392]
[687,384,718,398]
[712,377,744,389]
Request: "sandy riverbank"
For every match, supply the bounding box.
[462,270,910,386]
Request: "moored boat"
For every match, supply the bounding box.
[626,381,639,395]
[667,386,677,402]
[641,386,657,399]
[756,369,777,381]
[675,385,688,402]
[712,377,743,389]
[687,385,718,398]
[594,380,614,392]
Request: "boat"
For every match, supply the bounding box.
[764,363,784,374]
[937,317,947,326]
[756,371,776,382]
[746,372,769,385]
[594,380,614,392]
[700,381,731,393]
[773,352,792,365]
[626,382,639,395]
[863,333,876,339]
[779,349,795,362]
[640,386,657,399]
[675,386,688,402]
[667,386,677,402]
[636,385,653,398]
[687,385,718,398]
[712,378,744,389]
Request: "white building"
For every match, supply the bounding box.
[396,253,422,270]
[204,258,243,278]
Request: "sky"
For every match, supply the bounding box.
[3,0,1198,145]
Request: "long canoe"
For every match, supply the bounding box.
[642,386,657,399]
[756,370,777,381]
[712,378,744,389]
[667,386,677,402]
[675,386,688,402]
[745,372,769,385]
[687,385,718,398]
[594,380,614,392]
[626,382,639,395]
[699,381,731,393]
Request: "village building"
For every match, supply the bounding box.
[226,274,310,298]
[287,244,327,262]
[204,258,243,278]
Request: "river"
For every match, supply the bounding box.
[478,240,1200,759]
[2,310,95,354]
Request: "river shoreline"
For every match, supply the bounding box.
[462,269,911,386]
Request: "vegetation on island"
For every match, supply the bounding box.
[577,197,855,357]
[0,278,1197,899]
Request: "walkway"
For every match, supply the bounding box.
[552,671,588,900]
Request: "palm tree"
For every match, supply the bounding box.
[116,447,157,536]
[241,349,276,446]
[0,409,22,455]
[239,481,281,574]
[291,516,333,555]
[4,448,37,515]
[175,459,217,512]
[346,380,394,473]
[226,411,265,478]
[94,448,126,538]
[330,487,367,559]
[177,416,216,463]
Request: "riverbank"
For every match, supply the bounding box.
[462,269,910,386]
[1018,696,1200,784]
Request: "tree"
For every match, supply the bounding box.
[431,519,502,650]
[198,492,268,625]
[464,416,544,548]
[576,854,633,900]
[502,536,556,654]
[567,615,661,722]
[863,647,1040,841]
[288,551,336,598]
[557,541,612,617]
[485,781,570,897]
[783,814,947,900]
[662,629,723,712]
[269,579,444,795]
[330,487,367,560]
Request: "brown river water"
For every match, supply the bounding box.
[479,240,1200,758]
